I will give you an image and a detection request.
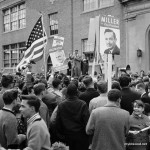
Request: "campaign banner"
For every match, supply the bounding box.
[49,49,68,72]
[52,35,64,47]
[100,15,120,56]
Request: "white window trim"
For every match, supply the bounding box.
[3,2,26,33]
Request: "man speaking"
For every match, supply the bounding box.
[104,29,120,55]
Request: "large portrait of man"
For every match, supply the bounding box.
[50,50,66,67]
[100,27,120,55]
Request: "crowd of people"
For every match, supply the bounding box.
[0,66,150,150]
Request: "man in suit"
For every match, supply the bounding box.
[86,89,130,150]
[104,28,120,55]
[79,76,99,107]
[72,50,81,77]
[119,75,141,114]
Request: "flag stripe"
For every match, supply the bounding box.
[25,36,47,58]
[28,42,46,57]
[31,53,43,63]
[31,51,44,61]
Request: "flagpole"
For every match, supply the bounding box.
[40,12,48,79]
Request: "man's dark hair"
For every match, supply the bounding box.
[67,83,78,97]
[97,81,107,93]
[3,89,18,105]
[111,81,121,91]
[144,103,150,115]
[33,83,45,96]
[21,95,40,112]
[40,79,48,88]
[52,78,61,88]
[62,76,70,87]
[83,76,93,87]
[1,74,14,88]
[108,89,121,102]
[119,75,131,87]
[71,79,78,88]
[104,28,116,39]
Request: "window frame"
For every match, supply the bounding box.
[3,2,26,32]
[99,0,114,8]
[83,0,114,12]
[83,0,98,12]
[3,42,26,68]
[49,12,58,36]
[82,38,94,63]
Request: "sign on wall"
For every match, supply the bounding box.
[100,15,120,56]
[49,49,68,72]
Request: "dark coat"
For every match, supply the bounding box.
[141,92,150,105]
[56,96,90,150]
[79,88,100,107]
[42,93,58,118]
[81,59,89,75]
[120,87,141,115]
[104,45,120,55]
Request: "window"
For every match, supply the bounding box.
[3,3,26,32]
[49,13,58,36]
[83,0,98,11]
[99,0,114,8]
[3,42,26,68]
[82,39,94,62]
[83,0,114,11]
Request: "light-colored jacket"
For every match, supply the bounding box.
[86,103,130,150]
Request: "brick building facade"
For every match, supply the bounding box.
[1,0,143,75]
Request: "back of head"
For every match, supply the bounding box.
[1,74,14,88]
[83,75,93,87]
[52,78,61,88]
[33,83,45,96]
[111,81,121,91]
[40,79,48,89]
[3,89,18,105]
[119,75,131,88]
[21,95,41,112]
[67,83,78,97]
[62,76,70,87]
[71,79,78,88]
[144,103,150,115]
[97,81,107,93]
[108,89,121,102]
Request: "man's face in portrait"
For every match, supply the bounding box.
[104,31,117,50]
[55,50,65,64]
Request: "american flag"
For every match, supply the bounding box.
[16,16,47,72]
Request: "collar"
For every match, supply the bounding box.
[141,92,146,98]
[2,107,15,115]
[132,112,144,119]
[100,93,107,97]
[104,103,119,108]
[121,87,129,90]
[27,113,41,126]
